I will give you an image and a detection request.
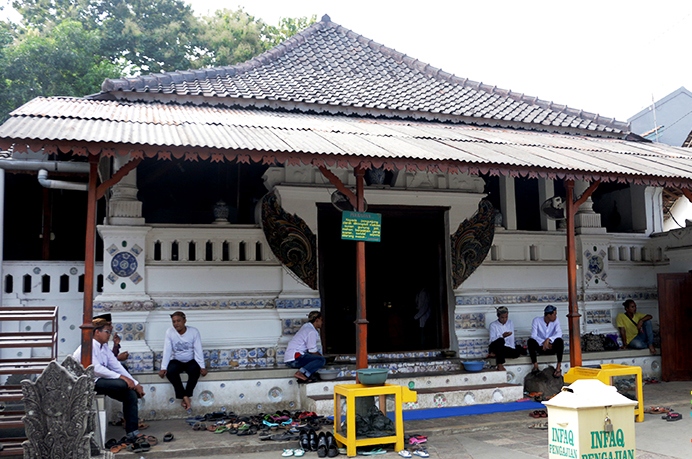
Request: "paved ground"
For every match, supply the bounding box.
[100,379,691,459]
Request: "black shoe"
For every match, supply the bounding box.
[300,431,310,451]
[317,432,328,458]
[326,431,339,457]
[309,428,318,451]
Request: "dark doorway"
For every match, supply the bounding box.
[318,204,449,355]
[657,272,692,381]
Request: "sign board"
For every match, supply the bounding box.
[341,211,381,242]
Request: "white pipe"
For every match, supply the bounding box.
[38,169,88,191]
[0,159,90,173]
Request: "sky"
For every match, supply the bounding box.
[2,0,691,122]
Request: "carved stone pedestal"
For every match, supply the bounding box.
[21,356,112,458]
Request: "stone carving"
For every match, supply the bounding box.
[21,356,112,458]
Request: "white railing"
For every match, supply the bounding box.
[2,261,103,300]
[488,231,662,263]
[146,225,276,263]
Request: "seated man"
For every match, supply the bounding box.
[488,306,525,371]
[528,305,564,378]
[73,313,144,442]
[616,299,655,354]
[158,311,207,410]
[284,311,326,383]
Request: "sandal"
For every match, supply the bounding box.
[398,450,412,458]
[412,450,429,458]
[662,412,682,421]
[145,435,158,446]
[646,406,672,414]
[282,449,294,457]
[294,449,306,457]
[163,432,174,442]
[528,421,549,430]
[529,410,541,418]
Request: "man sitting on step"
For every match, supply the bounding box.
[528,305,564,378]
[488,306,526,371]
[73,313,145,442]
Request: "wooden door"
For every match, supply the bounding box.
[657,272,692,381]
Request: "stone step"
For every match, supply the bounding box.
[303,369,523,416]
[308,381,524,416]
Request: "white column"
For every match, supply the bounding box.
[96,225,152,302]
[631,185,663,235]
[538,178,556,231]
[108,154,145,225]
[499,176,517,230]
[574,180,605,234]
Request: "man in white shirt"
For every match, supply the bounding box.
[284,311,326,383]
[73,314,144,440]
[528,305,564,378]
[488,306,524,371]
[158,311,207,410]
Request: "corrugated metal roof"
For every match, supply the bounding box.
[97,16,628,135]
[2,97,692,187]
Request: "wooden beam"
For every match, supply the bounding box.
[317,166,357,208]
[96,157,142,200]
[80,155,99,367]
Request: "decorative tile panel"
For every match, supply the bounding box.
[112,322,146,341]
[585,310,612,325]
[455,313,485,330]
[276,298,321,309]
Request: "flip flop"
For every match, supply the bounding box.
[282,449,294,457]
[360,448,387,456]
[293,449,306,457]
[662,412,682,421]
[163,432,174,442]
[646,406,672,414]
[529,421,549,430]
[412,450,429,458]
[398,450,412,458]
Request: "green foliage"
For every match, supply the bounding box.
[0,1,314,121]
[0,20,123,121]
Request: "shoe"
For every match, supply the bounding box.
[326,431,339,457]
[662,412,682,421]
[308,429,318,451]
[282,449,294,457]
[412,450,429,458]
[317,432,328,458]
[163,432,174,442]
[398,451,412,458]
[294,449,306,457]
[300,431,310,451]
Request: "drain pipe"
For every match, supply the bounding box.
[0,159,90,174]
[37,169,88,191]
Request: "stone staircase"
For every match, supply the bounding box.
[303,368,524,416]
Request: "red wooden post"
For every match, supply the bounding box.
[80,155,99,367]
[565,179,582,367]
[354,167,368,372]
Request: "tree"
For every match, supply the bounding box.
[0,20,122,121]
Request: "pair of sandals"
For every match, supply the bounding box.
[529,410,548,418]
[282,448,306,457]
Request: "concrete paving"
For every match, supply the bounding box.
[105,380,691,459]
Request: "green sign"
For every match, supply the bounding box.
[341,211,381,242]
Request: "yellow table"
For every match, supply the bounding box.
[333,383,417,457]
[563,363,644,422]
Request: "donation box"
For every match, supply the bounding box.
[543,379,637,459]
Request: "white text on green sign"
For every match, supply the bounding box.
[341,211,381,242]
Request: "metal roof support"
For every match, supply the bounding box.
[565,179,600,368]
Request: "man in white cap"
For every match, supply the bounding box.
[528,305,564,378]
[73,313,145,441]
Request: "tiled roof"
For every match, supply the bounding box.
[100,15,627,135]
[3,97,692,188]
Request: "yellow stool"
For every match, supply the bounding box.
[564,364,644,422]
[333,383,417,457]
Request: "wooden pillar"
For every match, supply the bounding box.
[566,179,582,367]
[354,167,368,371]
[80,155,99,367]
